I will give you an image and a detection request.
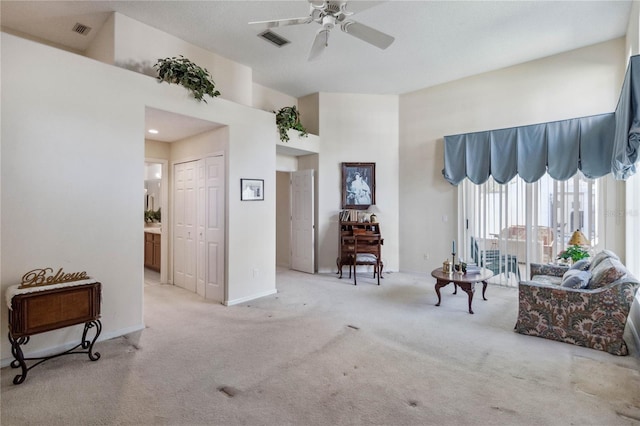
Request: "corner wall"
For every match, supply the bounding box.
[316,93,400,273]
[399,38,626,273]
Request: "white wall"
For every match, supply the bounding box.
[316,93,400,273]
[145,139,171,160]
[299,93,320,136]
[170,127,228,161]
[399,38,626,273]
[253,83,297,113]
[1,32,277,363]
[627,1,640,59]
[276,154,298,172]
[1,33,145,361]
[85,12,115,64]
[112,13,253,107]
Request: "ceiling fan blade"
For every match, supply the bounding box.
[308,29,330,61]
[341,21,394,49]
[249,17,313,28]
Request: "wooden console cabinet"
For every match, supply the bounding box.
[7,281,102,384]
[337,221,383,278]
[144,231,161,271]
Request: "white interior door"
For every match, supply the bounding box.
[174,161,197,292]
[200,155,225,302]
[291,169,315,274]
[196,159,206,298]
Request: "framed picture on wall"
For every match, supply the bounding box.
[342,162,375,209]
[241,179,264,201]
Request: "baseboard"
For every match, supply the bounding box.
[224,289,277,306]
[1,323,145,368]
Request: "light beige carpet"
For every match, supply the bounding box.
[2,268,639,425]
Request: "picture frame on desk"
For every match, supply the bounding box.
[241,179,264,201]
[342,162,375,210]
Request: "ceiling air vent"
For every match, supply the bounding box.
[258,30,290,47]
[72,23,92,36]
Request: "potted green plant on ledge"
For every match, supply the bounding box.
[154,56,221,103]
[275,105,308,142]
[557,245,590,263]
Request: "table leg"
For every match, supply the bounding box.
[453,283,458,294]
[481,281,488,301]
[456,283,475,314]
[434,279,450,307]
[81,320,102,361]
[8,333,29,384]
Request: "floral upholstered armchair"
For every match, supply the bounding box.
[515,250,639,355]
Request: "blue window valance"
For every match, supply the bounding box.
[443,55,640,185]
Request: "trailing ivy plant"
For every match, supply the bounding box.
[154,56,220,103]
[275,105,308,142]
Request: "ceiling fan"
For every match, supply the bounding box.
[249,1,395,61]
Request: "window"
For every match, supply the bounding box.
[461,172,601,286]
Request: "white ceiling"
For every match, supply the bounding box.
[145,108,224,143]
[1,1,632,99]
[1,1,632,143]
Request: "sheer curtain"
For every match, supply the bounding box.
[460,172,600,287]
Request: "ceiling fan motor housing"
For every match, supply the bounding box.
[322,15,336,30]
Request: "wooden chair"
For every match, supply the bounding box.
[353,234,382,285]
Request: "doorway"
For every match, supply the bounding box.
[276,169,315,273]
[144,159,168,285]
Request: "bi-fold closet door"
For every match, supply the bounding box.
[173,156,225,302]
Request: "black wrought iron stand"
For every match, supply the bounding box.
[8,320,102,385]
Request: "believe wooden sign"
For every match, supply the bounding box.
[20,267,89,289]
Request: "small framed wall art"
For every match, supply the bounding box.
[241,179,264,201]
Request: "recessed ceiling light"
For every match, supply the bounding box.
[148,129,159,134]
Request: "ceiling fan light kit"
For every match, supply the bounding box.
[250,0,394,61]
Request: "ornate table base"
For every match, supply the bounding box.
[8,320,102,385]
[431,268,494,314]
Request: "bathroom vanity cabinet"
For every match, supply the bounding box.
[144,231,161,271]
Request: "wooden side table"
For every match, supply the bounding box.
[7,281,102,384]
[430,268,494,314]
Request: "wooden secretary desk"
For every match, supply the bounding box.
[337,221,383,278]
